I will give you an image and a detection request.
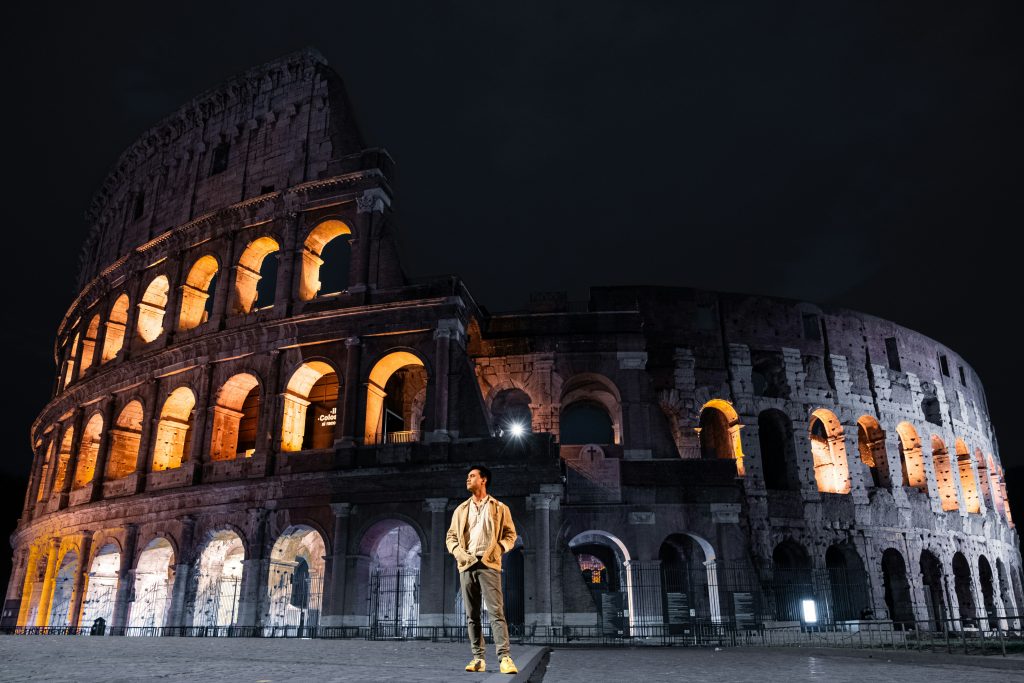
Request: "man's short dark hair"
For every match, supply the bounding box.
[469,465,492,487]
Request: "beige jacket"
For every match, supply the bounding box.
[445,495,517,572]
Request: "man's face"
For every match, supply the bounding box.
[466,469,486,494]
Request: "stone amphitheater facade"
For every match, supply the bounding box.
[4,49,1020,636]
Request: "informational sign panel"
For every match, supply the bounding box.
[601,592,626,635]
[666,591,690,634]
[732,591,758,630]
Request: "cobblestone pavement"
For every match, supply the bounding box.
[0,636,543,682]
[541,647,1024,683]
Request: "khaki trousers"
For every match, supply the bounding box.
[459,560,510,659]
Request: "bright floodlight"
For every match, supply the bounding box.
[801,599,817,624]
[509,422,526,438]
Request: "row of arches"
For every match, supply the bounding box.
[57,220,354,393]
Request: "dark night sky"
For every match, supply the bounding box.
[2,1,1020,502]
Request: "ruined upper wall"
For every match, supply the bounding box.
[77,49,365,288]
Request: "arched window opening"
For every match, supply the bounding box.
[825,544,871,622]
[63,333,80,388]
[190,530,245,628]
[931,436,959,512]
[72,413,104,490]
[266,526,327,630]
[920,550,947,631]
[151,387,195,471]
[299,220,352,301]
[952,552,976,628]
[51,427,75,495]
[560,374,623,445]
[955,439,980,514]
[758,409,799,491]
[209,373,260,461]
[922,396,943,426]
[102,294,130,363]
[80,543,119,628]
[560,401,613,445]
[233,236,280,314]
[79,315,101,375]
[699,407,732,460]
[896,423,927,492]
[659,534,718,630]
[978,556,998,626]
[857,416,891,489]
[47,551,79,628]
[36,440,56,502]
[363,521,422,633]
[987,455,1009,522]
[975,448,994,509]
[178,255,219,331]
[365,352,427,445]
[809,410,849,494]
[881,549,915,629]
[127,538,174,628]
[281,362,339,452]
[491,388,533,435]
[995,559,1017,626]
[569,531,632,634]
[106,401,143,481]
[136,275,170,344]
[771,540,813,622]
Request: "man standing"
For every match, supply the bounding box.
[446,465,518,674]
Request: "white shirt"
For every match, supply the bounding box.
[467,496,493,557]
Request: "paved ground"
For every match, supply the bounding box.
[2,637,1022,682]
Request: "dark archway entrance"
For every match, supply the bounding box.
[920,550,947,631]
[952,552,976,628]
[881,549,914,629]
[771,541,813,622]
[824,544,870,622]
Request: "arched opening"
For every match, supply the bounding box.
[62,334,79,388]
[881,548,914,629]
[698,399,745,475]
[995,559,1017,625]
[266,526,327,631]
[931,436,959,511]
[79,315,101,375]
[280,361,339,452]
[102,294,130,363]
[51,427,75,495]
[364,352,427,445]
[127,538,175,628]
[824,544,871,622]
[490,388,533,435]
[659,533,721,631]
[987,455,1008,522]
[560,374,623,445]
[560,401,614,445]
[72,413,104,490]
[976,448,994,509]
[569,531,632,635]
[920,550,947,631]
[80,543,120,629]
[978,556,998,626]
[233,236,280,314]
[178,255,219,331]
[299,219,352,300]
[106,401,143,481]
[857,415,891,489]
[363,520,422,634]
[151,387,195,471]
[896,422,927,492]
[48,551,80,628]
[955,439,980,514]
[36,440,55,503]
[136,275,170,344]
[209,373,260,461]
[22,550,50,627]
[952,552,976,628]
[809,409,849,494]
[190,530,245,628]
[758,409,799,491]
[771,540,813,622]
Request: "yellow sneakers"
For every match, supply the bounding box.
[465,658,486,672]
[499,656,518,674]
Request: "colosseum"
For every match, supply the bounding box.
[3,49,1020,639]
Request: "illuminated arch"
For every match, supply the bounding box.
[178,255,219,331]
[190,529,245,627]
[151,387,195,471]
[856,415,891,489]
[210,373,261,461]
[72,412,104,490]
[79,314,101,375]
[809,409,849,494]
[364,351,427,445]
[895,422,927,492]
[281,361,339,452]
[51,426,76,494]
[102,294,130,362]
[106,400,143,480]
[233,236,280,314]
[931,435,959,511]
[299,220,352,301]
[954,438,980,514]
[136,275,170,343]
[265,525,328,629]
[80,543,120,627]
[697,399,745,475]
[127,538,175,629]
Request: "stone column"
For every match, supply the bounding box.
[274,212,300,315]
[337,337,361,446]
[16,545,42,627]
[236,508,270,628]
[166,515,196,628]
[35,537,61,627]
[430,325,452,440]
[110,524,138,631]
[22,440,48,521]
[527,493,554,625]
[419,498,449,626]
[89,397,118,501]
[56,410,86,508]
[324,503,352,625]
[188,363,214,473]
[134,379,162,491]
[67,532,93,630]
[351,191,385,296]
[207,232,239,331]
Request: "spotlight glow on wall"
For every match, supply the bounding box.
[801,599,817,624]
